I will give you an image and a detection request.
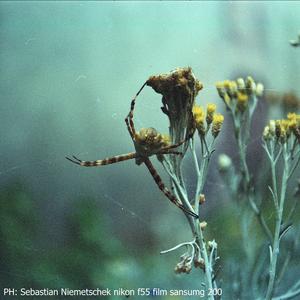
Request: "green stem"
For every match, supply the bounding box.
[237,128,273,242]
[164,136,216,299]
[265,144,289,300]
[161,158,195,233]
[195,224,214,300]
[190,138,215,299]
[270,161,279,211]
[192,137,214,214]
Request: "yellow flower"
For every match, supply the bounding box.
[223,80,231,89]
[207,103,217,114]
[263,114,300,143]
[212,113,224,137]
[286,113,300,140]
[237,92,249,112]
[226,81,238,97]
[213,113,224,124]
[287,112,300,129]
[236,78,246,90]
[269,120,276,135]
[215,82,227,98]
[280,125,287,142]
[216,81,223,90]
[216,77,263,112]
[287,112,297,120]
[281,119,291,138]
[263,126,271,141]
[288,118,297,130]
[275,120,282,139]
[192,105,206,136]
[206,103,216,125]
[245,76,256,95]
[274,119,290,142]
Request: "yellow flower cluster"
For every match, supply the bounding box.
[216,77,264,112]
[263,113,300,143]
[192,103,224,137]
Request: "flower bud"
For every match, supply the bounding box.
[218,154,232,171]
[199,194,206,204]
[212,114,224,137]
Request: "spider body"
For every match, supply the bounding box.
[133,127,170,165]
[66,82,198,218]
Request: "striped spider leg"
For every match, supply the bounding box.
[66,84,198,218]
[66,82,148,167]
[125,81,147,139]
[66,152,137,166]
[124,84,198,219]
[143,157,198,218]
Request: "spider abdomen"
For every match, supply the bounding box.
[134,127,171,156]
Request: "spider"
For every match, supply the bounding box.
[66,83,198,219]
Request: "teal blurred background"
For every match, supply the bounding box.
[0,1,300,299]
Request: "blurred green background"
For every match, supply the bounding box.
[0,1,300,299]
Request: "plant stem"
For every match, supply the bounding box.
[195,224,214,300]
[161,158,195,233]
[191,138,213,213]
[237,128,273,241]
[190,139,215,299]
[162,137,216,299]
[265,144,289,300]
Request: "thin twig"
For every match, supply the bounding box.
[160,240,195,254]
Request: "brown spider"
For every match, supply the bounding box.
[66,83,198,219]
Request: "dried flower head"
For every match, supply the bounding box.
[174,253,193,274]
[199,193,206,205]
[200,221,207,230]
[263,126,271,141]
[147,67,203,150]
[194,257,205,270]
